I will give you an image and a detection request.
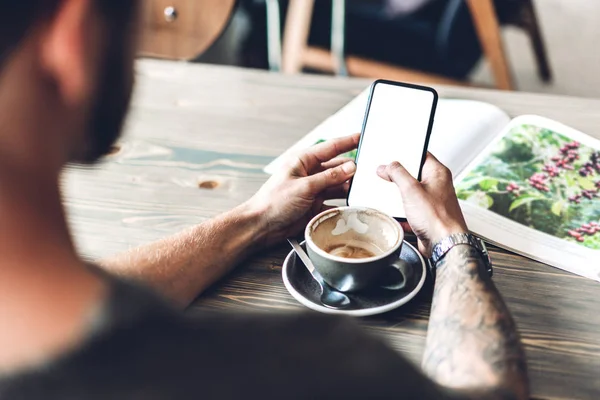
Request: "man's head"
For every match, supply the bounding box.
[0,0,139,166]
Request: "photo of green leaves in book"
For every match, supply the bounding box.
[456,124,600,249]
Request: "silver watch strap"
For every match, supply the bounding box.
[431,233,492,276]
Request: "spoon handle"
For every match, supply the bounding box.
[287,239,324,284]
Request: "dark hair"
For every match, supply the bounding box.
[0,1,137,68]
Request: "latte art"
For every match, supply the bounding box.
[324,243,382,259]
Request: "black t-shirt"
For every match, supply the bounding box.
[0,279,449,399]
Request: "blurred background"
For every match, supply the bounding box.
[139,0,600,97]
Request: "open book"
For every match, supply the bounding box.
[265,88,600,282]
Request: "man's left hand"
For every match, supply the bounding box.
[247,133,360,247]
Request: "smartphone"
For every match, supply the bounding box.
[347,80,438,221]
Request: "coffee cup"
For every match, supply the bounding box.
[305,207,412,293]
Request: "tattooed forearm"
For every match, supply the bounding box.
[422,245,529,400]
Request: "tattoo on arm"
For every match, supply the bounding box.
[422,245,529,400]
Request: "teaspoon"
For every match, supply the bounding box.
[287,239,351,310]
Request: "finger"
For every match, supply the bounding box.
[299,133,360,171]
[376,162,420,194]
[422,152,453,182]
[321,182,350,200]
[424,151,442,165]
[320,156,355,171]
[306,161,356,194]
[376,165,391,182]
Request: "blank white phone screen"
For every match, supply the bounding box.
[348,82,436,219]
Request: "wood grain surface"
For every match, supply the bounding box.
[62,60,600,400]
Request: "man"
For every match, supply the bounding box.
[0,1,528,399]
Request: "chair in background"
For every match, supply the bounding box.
[139,0,237,60]
[500,0,552,82]
[264,0,552,90]
[279,0,469,86]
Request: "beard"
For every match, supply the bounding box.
[74,11,136,164]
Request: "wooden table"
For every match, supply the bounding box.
[64,59,600,400]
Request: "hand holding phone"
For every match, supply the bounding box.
[377,154,468,256]
[347,80,438,220]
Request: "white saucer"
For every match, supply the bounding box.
[282,241,427,317]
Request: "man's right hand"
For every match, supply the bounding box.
[377,153,468,257]
[379,154,529,400]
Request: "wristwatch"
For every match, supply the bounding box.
[430,233,493,277]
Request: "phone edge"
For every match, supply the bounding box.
[346,79,439,223]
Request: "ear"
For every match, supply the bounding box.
[40,0,102,107]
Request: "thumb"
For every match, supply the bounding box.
[307,161,356,194]
[377,162,420,194]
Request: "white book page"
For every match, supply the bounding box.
[463,202,600,281]
[432,99,510,176]
[456,115,600,281]
[264,87,510,177]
